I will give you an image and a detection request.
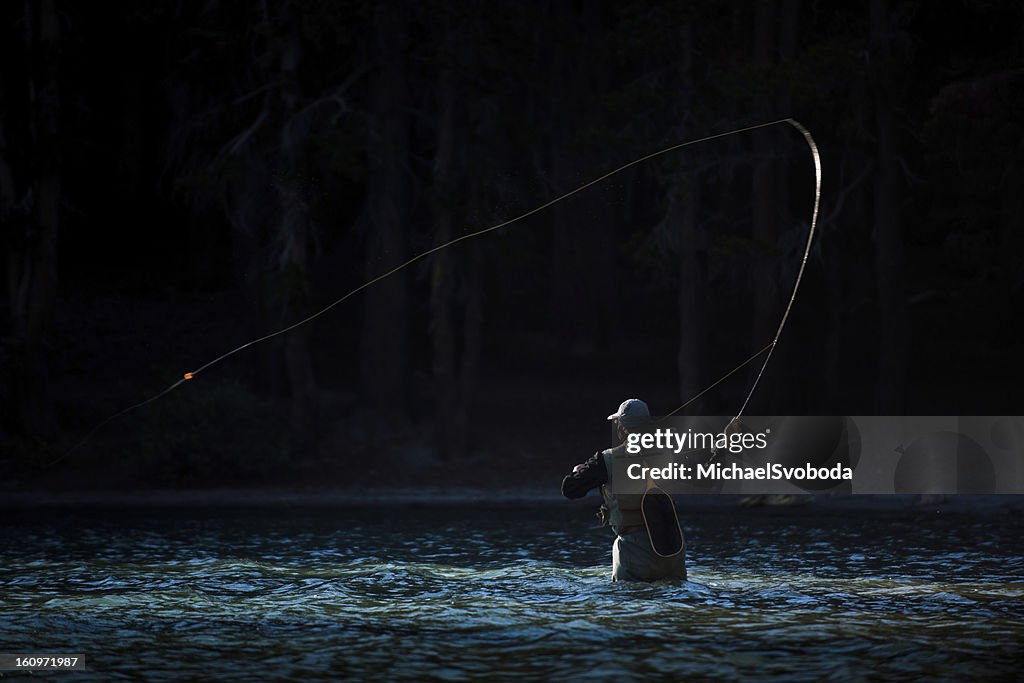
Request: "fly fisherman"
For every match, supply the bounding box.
[561,399,686,582]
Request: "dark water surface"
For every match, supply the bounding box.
[1,503,1022,680]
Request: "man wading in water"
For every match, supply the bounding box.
[561,399,686,582]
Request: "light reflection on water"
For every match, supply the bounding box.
[0,504,1022,680]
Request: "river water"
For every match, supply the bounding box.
[1,502,1021,680]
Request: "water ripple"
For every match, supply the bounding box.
[0,506,1021,680]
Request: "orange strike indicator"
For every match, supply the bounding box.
[184,372,194,380]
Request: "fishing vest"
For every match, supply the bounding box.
[600,444,644,534]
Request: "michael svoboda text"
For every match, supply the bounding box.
[626,461,854,482]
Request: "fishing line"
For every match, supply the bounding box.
[664,118,821,422]
[661,342,772,420]
[53,117,817,466]
[51,379,190,467]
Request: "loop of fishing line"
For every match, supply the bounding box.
[663,118,821,464]
[729,119,821,424]
[52,118,818,467]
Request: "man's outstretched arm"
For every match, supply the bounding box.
[561,451,608,499]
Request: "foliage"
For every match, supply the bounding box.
[129,379,295,485]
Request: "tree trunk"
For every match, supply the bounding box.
[224,153,287,398]
[870,0,909,412]
[677,180,708,411]
[278,183,317,435]
[750,0,778,412]
[457,240,483,454]
[580,3,616,349]
[6,0,60,439]
[430,5,459,456]
[774,0,800,409]
[547,1,582,346]
[277,22,317,436]
[430,3,484,459]
[675,22,710,412]
[544,3,614,358]
[547,2,615,353]
[361,4,411,429]
[0,105,23,434]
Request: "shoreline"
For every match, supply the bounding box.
[2,488,1022,515]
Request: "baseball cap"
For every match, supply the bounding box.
[607,398,650,421]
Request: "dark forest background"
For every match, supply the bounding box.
[1,0,1021,490]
